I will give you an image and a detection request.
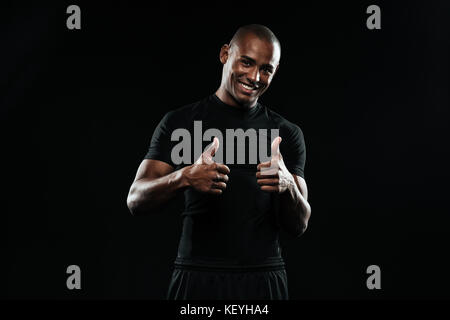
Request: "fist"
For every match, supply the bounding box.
[256,136,294,193]
[184,137,230,195]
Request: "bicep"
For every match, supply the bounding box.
[133,159,175,182]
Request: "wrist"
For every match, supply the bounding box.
[281,172,296,196]
[179,165,192,188]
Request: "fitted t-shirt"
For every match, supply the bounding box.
[145,94,306,269]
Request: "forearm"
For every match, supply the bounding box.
[127,167,188,215]
[279,175,311,237]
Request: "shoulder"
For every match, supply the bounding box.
[160,96,209,126]
[260,103,304,139]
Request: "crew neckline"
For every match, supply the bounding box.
[210,93,261,117]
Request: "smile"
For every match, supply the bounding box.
[238,81,257,91]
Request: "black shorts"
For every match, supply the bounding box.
[167,265,289,300]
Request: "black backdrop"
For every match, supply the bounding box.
[3,1,450,299]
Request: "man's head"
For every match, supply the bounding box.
[217,24,281,109]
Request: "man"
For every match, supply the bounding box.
[127,24,311,300]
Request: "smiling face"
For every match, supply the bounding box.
[217,33,281,109]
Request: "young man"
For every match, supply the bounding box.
[127,24,311,300]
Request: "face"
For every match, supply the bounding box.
[220,33,280,108]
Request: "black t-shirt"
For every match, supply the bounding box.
[145,94,306,269]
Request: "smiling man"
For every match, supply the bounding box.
[127,24,311,300]
[216,25,280,109]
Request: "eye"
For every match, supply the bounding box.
[262,68,273,75]
[241,60,251,67]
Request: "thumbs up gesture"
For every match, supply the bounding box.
[195,137,220,165]
[183,137,230,195]
[256,137,294,193]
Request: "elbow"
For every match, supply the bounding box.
[295,222,308,238]
[127,189,159,216]
[295,205,311,237]
[289,223,308,238]
[127,193,139,216]
[282,221,308,238]
[127,196,149,216]
[290,207,311,238]
[127,187,146,216]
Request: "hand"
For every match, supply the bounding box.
[183,137,230,195]
[256,137,295,193]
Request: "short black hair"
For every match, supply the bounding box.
[230,24,281,51]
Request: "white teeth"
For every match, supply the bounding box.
[240,83,254,90]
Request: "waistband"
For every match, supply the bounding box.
[174,256,285,272]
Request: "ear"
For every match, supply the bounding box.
[219,44,230,65]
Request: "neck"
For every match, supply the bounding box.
[215,87,257,110]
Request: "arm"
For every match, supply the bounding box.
[256,136,311,237]
[278,174,311,237]
[126,159,185,215]
[127,138,229,216]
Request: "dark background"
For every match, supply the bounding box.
[2,1,450,299]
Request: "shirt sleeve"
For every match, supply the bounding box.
[144,112,177,168]
[280,123,306,179]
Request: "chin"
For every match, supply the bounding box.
[234,90,257,104]
[236,95,255,107]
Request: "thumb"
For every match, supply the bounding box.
[271,136,282,159]
[204,137,220,158]
[197,137,219,164]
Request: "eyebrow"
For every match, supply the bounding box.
[240,55,274,70]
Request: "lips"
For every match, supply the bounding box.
[238,81,258,94]
[240,82,255,90]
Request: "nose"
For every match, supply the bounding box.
[247,66,260,84]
